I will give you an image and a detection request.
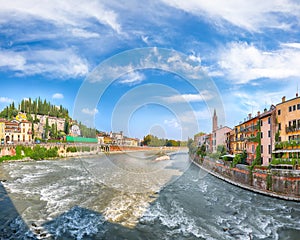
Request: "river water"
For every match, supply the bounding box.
[0,151,299,240]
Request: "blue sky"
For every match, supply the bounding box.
[1,0,300,140]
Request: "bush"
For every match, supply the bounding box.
[66,146,77,153]
[231,154,242,168]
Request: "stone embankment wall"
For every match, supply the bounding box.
[198,157,300,201]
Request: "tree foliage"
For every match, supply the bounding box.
[142,134,181,147]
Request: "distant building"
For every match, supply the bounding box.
[110,131,124,145]
[211,109,231,153]
[123,137,139,146]
[97,136,105,145]
[70,125,81,136]
[1,116,32,144]
[194,133,206,146]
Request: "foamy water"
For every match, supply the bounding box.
[0,152,299,239]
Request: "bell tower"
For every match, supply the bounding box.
[212,109,218,132]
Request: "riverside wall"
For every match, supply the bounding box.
[195,157,300,201]
[0,144,183,159]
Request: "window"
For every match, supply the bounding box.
[278,123,281,130]
[293,120,297,127]
[278,109,281,115]
[293,105,296,111]
[298,104,300,110]
[268,130,271,138]
[261,121,263,126]
[268,117,271,124]
[269,158,271,163]
[289,106,292,112]
[261,132,263,138]
[261,145,263,153]
[252,145,255,153]
[268,145,271,154]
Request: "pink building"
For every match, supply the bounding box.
[259,105,276,166]
[213,126,232,152]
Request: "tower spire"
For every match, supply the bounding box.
[212,109,218,132]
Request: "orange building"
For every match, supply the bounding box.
[233,112,260,164]
[274,95,300,160]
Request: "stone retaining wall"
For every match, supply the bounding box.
[196,157,300,201]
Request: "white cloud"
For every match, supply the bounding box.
[188,53,201,63]
[281,42,300,49]
[180,109,211,125]
[0,48,89,78]
[88,48,204,84]
[0,97,14,103]
[163,91,213,103]
[162,0,300,32]
[81,108,99,116]
[52,93,64,99]
[164,118,180,129]
[70,28,100,38]
[217,42,300,84]
[0,0,121,33]
[141,35,149,45]
[119,72,145,85]
[0,50,26,70]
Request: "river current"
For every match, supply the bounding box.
[0,151,299,239]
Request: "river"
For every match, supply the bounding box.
[0,151,299,239]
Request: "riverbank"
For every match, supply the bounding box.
[0,145,184,164]
[191,156,300,201]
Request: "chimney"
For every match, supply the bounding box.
[248,113,252,119]
[257,111,260,116]
[282,96,286,103]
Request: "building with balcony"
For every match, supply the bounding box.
[232,112,261,164]
[276,95,300,142]
[226,129,235,155]
[273,95,300,161]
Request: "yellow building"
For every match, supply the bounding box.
[273,95,300,162]
[276,95,300,142]
[4,120,32,144]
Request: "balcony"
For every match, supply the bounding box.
[285,125,300,133]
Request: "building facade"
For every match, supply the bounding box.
[274,95,300,160]
[259,105,276,166]
[232,112,261,164]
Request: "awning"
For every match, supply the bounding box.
[221,154,235,158]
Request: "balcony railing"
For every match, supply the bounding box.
[286,125,300,133]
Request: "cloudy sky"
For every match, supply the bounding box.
[1,0,300,140]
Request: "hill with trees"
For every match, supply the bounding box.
[0,97,97,140]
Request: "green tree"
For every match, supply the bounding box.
[44,117,49,139]
[64,119,70,135]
